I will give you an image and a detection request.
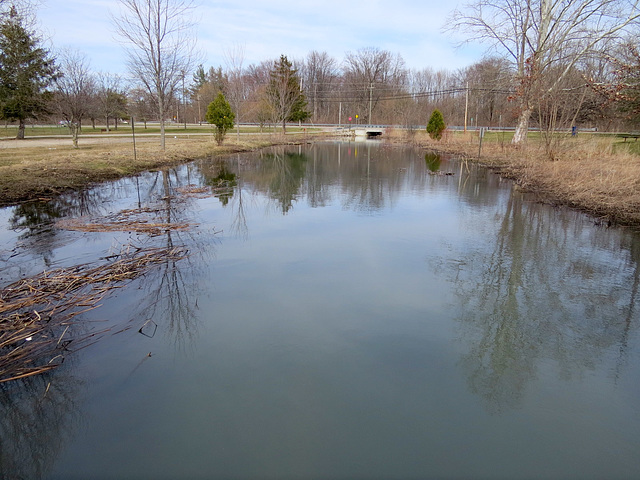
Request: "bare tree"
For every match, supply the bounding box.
[409,67,463,126]
[128,87,155,128]
[343,47,408,124]
[54,49,95,147]
[300,50,338,123]
[448,0,640,145]
[112,0,198,150]
[459,57,513,128]
[96,73,126,131]
[224,43,246,141]
[591,40,640,128]
[0,0,37,20]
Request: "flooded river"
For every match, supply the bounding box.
[1,142,639,479]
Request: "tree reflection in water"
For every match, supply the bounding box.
[0,369,81,479]
[130,167,211,353]
[5,189,114,277]
[256,148,308,215]
[445,190,640,413]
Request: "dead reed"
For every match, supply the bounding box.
[0,246,188,384]
[57,206,195,236]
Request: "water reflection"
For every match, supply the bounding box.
[444,191,640,413]
[1,142,639,478]
[237,143,451,216]
[0,369,81,479]
[203,160,237,206]
[256,149,308,214]
[425,152,442,172]
[131,168,207,352]
[4,190,111,275]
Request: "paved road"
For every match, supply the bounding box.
[0,133,217,149]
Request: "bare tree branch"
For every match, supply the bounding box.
[112,0,198,150]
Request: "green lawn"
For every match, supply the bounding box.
[613,138,640,154]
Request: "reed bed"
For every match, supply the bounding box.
[0,246,188,384]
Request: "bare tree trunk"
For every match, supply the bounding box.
[159,94,166,150]
[512,108,530,144]
[16,118,25,139]
[114,0,196,154]
[70,123,79,148]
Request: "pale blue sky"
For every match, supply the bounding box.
[38,0,484,77]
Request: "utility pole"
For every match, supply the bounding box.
[368,83,373,125]
[314,83,317,120]
[464,82,469,133]
[197,94,201,125]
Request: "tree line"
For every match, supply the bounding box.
[2,0,640,151]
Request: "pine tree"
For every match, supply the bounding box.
[266,55,309,133]
[0,7,57,139]
[205,92,235,145]
[427,109,446,141]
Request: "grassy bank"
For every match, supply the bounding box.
[0,132,321,205]
[393,128,640,229]
[1,127,639,229]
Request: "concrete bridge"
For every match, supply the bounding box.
[354,127,384,138]
[336,126,385,138]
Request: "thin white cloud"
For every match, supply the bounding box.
[37,0,484,75]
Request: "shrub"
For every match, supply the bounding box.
[427,109,446,141]
[205,92,235,145]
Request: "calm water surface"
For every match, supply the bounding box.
[1,142,639,479]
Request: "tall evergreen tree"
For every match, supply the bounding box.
[0,7,57,139]
[266,55,309,133]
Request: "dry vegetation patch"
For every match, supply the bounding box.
[0,246,188,384]
[400,130,640,228]
[0,135,287,205]
[57,207,195,236]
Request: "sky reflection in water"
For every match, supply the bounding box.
[1,142,639,480]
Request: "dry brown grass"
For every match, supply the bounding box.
[0,133,310,205]
[2,128,638,227]
[0,246,188,383]
[395,129,640,228]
